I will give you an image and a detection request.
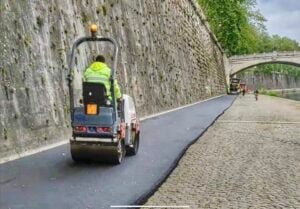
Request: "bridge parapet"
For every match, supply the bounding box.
[228,51,300,76]
[230,51,300,62]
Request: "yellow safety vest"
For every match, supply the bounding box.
[83,62,121,100]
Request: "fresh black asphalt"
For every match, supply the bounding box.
[0,95,236,209]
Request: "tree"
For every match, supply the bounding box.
[198,0,265,55]
[198,0,300,80]
[197,0,300,55]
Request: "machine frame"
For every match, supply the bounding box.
[66,25,139,164]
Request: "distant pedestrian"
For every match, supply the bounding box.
[254,89,259,101]
[242,89,246,96]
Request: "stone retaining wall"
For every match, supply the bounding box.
[0,0,226,159]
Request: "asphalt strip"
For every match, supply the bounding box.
[133,96,237,207]
[0,95,226,165]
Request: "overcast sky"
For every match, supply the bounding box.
[256,0,300,43]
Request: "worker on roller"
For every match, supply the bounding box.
[83,55,122,103]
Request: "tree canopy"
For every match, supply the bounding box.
[197,0,300,55]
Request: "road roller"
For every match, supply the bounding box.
[67,25,140,164]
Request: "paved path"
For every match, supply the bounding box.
[0,95,235,209]
[146,94,300,209]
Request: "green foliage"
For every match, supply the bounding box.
[256,34,300,53]
[237,64,300,80]
[267,91,279,97]
[198,0,264,55]
[102,5,107,16]
[81,11,91,24]
[197,0,300,55]
[260,90,279,97]
[253,64,300,78]
[23,34,32,47]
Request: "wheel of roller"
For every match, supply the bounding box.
[126,131,140,156]
[110,138,126,164]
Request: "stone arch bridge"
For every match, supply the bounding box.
[226,51,300,80]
